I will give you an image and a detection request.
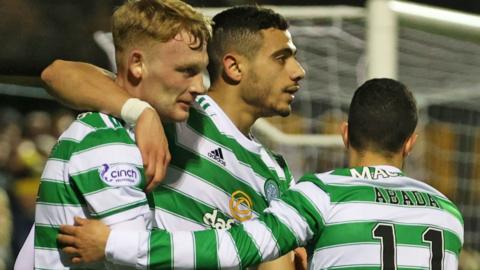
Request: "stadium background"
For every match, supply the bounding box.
[1,0,479,269]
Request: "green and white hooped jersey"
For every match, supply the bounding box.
[137,165,463,269]
[148,95,294,234]
[34,112,150,269]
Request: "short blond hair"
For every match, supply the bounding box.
[112,0,211,65]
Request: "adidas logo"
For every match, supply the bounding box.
[208,148,226,166]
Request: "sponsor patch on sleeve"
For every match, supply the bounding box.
[98,163,141,187]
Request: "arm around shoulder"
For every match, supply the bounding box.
[41,60,128,116]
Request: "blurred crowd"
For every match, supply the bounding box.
[0,106,75,269]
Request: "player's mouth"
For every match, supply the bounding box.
[177,100,192,111]
[285,85,300,94]
[284,85,300,102]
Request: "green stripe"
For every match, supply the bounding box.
[149,230,172,269]
[181,107,292,191]
[436,197,463,224]
[93,199,148,219]
[71,169,110,193]
[315,222,462,256]
[197,96,206,104]
[259,213,298,255]
[229,224,262,269]
[49,124,135,163]
[166,144,268,213]
[73,129,136,153]
[280,189,325,242]
[76,112,108,129]
[49,140,77,161]
[108,115,124,128]
[151,185,233,226]
[35,225,59,249]
[37,180,84,205]
[194,230,218,269]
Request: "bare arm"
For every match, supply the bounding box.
[256,252,295,270]
[41,60,128,115]
[41,60,170,188]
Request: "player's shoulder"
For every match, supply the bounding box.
[296,167,375,192]
[296,170,335,190]
[299,168,348,182]
[75,112,123,130]
[58,112,131,147]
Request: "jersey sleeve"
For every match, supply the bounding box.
[68,127,150,226]
[106,181,330,269]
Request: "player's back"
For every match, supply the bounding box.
[148,95,294,232]
[301,165,463,269]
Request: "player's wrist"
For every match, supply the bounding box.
[120,98,154,126]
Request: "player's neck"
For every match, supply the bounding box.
[348,149,404,170]
[208,85,259,137]
[115,72,135,97]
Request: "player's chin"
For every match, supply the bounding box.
[275,105,292,117]
[170,108,190,122]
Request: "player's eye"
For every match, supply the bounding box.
[275,56,287,65]
[176,65,201,77]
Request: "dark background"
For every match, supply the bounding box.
[1,0,479,81]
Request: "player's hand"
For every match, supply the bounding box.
[293,247,308,270]
[135,108,171,192]
[57,217,110,264]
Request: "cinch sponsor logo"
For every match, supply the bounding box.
[99,163,141,186]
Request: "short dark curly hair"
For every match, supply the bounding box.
[207,6,289,83]
[348,78,418,156]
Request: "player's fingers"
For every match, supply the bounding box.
[156,148,171,181]
[140,147,149,168]
[138,139,151,176]
[61,246,79,256]
[153,152,166,182]
[148,145,172,192]
[74,216,88,226]
[145,179,155,193]
[146,162,160,192]
[57,234,76,246]
[157,144,171,178]
[145,151,156,181]
[164,148,171,168]
[59,224,77,236]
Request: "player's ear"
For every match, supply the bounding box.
[340,121,349,149]
[127,50,144,84]
[222,53,243,83]
[403,133,418,157]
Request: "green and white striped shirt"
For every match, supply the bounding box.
[34,112,150,269]
[108,165,463,269]
[148,95,294,233]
